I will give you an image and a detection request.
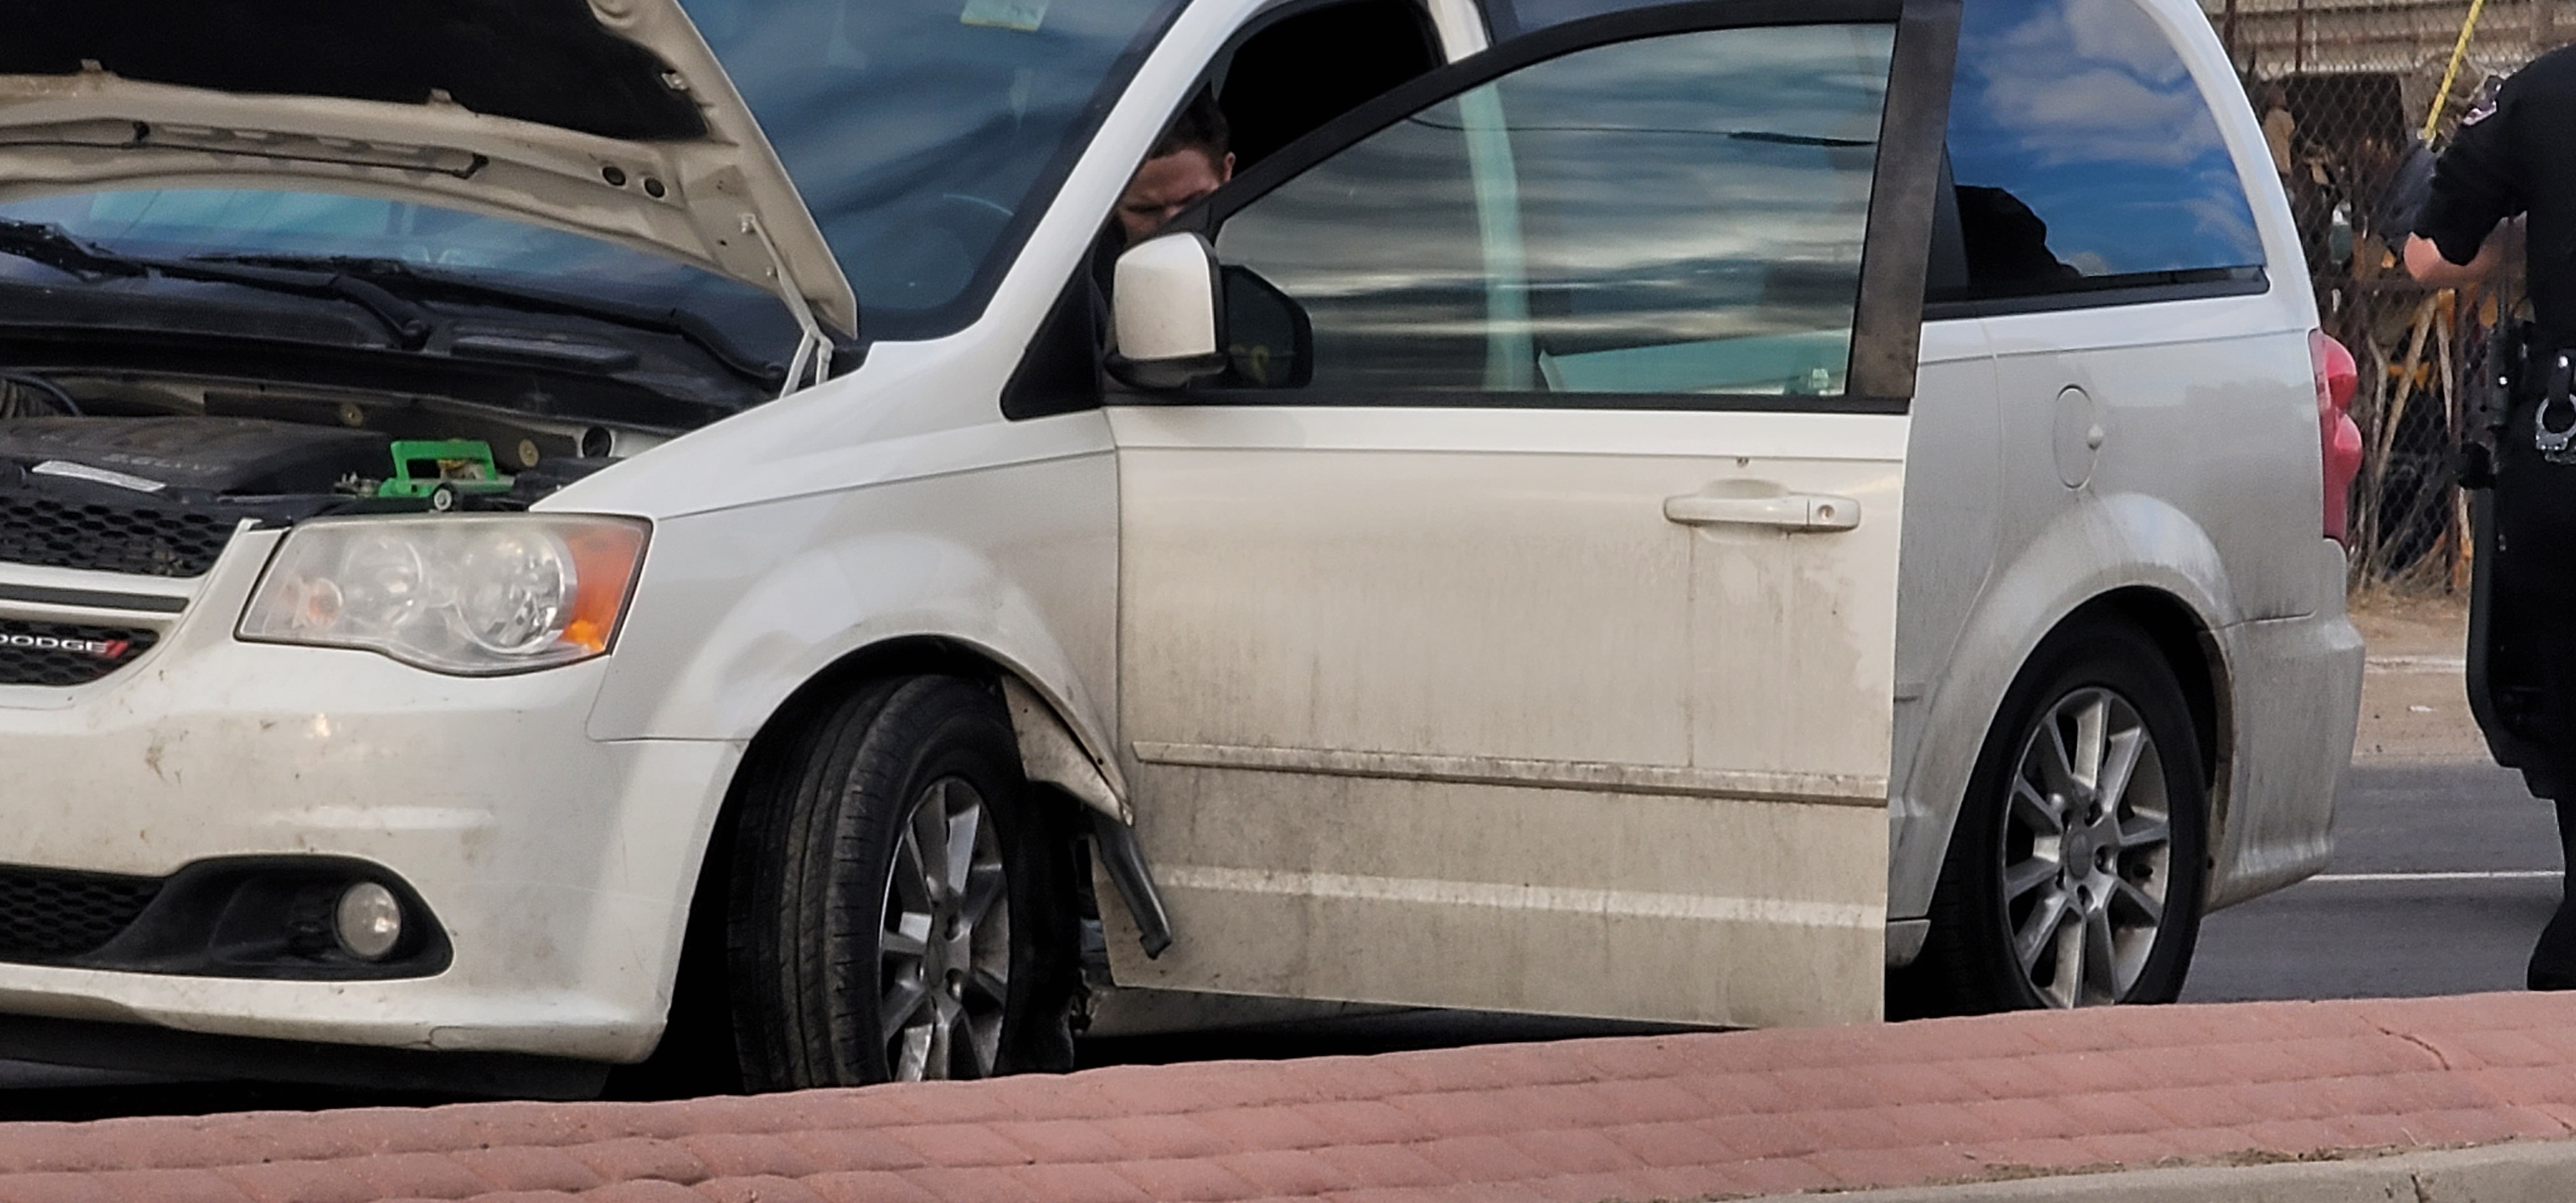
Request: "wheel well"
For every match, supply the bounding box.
[1890,592,2228,1015]
[2057,589,2228,793]
[609,637,1020,1097]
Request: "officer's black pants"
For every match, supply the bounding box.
[2536,797,2576,990]
[2490,395,2576,988]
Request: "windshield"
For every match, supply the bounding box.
[0,189,797,350]
[682,0,1186,339]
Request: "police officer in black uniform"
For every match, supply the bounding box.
[2407,41,2576,989]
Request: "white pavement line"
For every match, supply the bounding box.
[1743,1137,2576,1202]
[2367,655,2469,672]
[2307,869,2560,883]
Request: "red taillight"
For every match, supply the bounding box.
[2312,330,2363,544]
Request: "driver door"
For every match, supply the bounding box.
[1104,0,1958,1027]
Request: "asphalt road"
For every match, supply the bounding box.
[2183,760,2564,1002]
[0,761,2550,1114]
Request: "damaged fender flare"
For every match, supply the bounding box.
[999,677,1173,959]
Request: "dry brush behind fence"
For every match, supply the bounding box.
[2197,0,2562,598]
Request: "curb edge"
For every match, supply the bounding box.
[1739,1137,2576,1202]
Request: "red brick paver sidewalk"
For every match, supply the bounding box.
[8,992,2576,1202]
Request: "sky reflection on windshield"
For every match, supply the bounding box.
[683,0,1178,337]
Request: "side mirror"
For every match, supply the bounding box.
[1220,265,1312,389]
[1108,232,1227,389]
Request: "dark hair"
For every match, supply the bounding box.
[1151,91,1230,163]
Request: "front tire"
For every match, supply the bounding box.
[1908,621,2210,1014]
[726,676,1078,1088]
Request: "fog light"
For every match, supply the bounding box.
[334,882,404,960]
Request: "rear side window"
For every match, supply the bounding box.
[1938,0,2264,303]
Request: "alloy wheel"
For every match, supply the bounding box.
[879,775,1012,1080]
[1998,687,2174,1007]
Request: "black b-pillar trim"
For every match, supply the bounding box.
[1846,0,1962,408]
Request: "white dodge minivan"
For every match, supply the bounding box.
[0,0,2361,1093]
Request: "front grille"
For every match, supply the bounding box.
[0,866,158,958]
[0,618,156,687]
[0,490,237,577]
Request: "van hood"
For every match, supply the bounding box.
[0,0,858,339]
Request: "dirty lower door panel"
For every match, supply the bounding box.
[1110,410,1904,1026]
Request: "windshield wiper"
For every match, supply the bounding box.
[0,219,128,279]
[193,253,794,388]
[0,226,795,390]
[0,219,435,349]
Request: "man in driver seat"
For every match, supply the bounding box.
[1115,93,1234,245]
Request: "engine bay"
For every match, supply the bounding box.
[0,366,662,517]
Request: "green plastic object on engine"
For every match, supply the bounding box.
[375,439,513,509]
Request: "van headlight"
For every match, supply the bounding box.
[240,515,649,675]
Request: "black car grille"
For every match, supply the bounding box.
[0,618,156,687]
[0,866,159,958]
[0,490,238,578]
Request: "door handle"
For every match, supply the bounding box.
[1663,491,1861,532]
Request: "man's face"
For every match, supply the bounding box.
[1117,147,1234,244]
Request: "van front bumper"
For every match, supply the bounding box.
[0,534,733,1065]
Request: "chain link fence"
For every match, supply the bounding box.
[2196,0,2561,596]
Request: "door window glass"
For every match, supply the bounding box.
[1209,24,1894,400]
[1489,0,1655,37]
[1942,0,2264,299]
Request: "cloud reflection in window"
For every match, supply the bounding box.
[1213,24,1893,397]
[1946,0,2262,286]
